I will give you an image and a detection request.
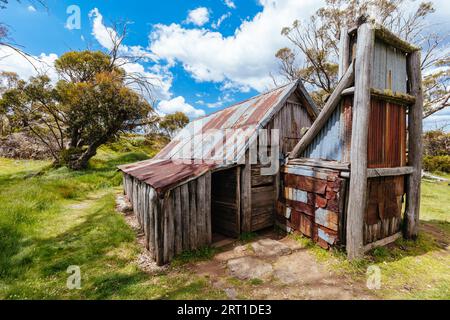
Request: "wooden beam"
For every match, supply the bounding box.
[341,87,416,105]
[338,27,351,79]
[404,50,423,239]
[364,232,402,252]
[288,158,350,171]
[289,61,355,159]
[346,23,375,260]
[367,166,414,178]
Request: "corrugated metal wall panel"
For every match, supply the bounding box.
[301,103,343,161]
[372,40,407,93]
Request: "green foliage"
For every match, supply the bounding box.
[423,155,450,173]
[159,111,189,138]
[423,130,450,157]
[0,51,154,170]
[239,232,258,243]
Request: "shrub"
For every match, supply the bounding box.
[423,155,450,173]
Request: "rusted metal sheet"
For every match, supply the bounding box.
[315,208,338,231]
[284,187,308,203]
[118,159,216,194]
[121,80,318,194]
[367,98,407,168]
[155,81,299,164]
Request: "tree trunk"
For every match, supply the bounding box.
[66,140,104,170]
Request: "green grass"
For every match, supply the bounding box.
[1,141,448,299]
[292,172,450,300]
[0,144,224,300]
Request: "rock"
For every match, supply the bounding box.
[116,195,132,213]
[251,239,292,258]
[227,257,273,280]
[273,251,322,285]
[224,288,238,300]
[215,245,251,262]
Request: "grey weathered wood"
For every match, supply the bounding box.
[205,171,212,245]
[148,187,156,257]
[346,23,375,260]
[235,167,241,236]
[341,87,415,105]
[364,232,402,252]
[339,27,350,79]
[289,61,354,159]
[197,175,206,246]
[240,155,252,232]
[163,191,173,263]
[180,183,190,251]
[155,195,165,265]
[367,166,414,178]
[404,50,423,239]
[288,158,350,171]
[188,180,198,250]
[174,187,182,255]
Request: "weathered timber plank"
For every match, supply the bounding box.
[189,180,198,250]
[346,23,375,260]
[339,27,351,79]
[364,232,402,252]
[404,50,423,239]
[241,157,252,232]
[174,187,182,255]
[205,171,212,245]
[181,184,189,251]
[197,175,207,246]
[367,166,414,178]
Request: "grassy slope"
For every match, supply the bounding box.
[0,144,224,300]
[0,141,448,299]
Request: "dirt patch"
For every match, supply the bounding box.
[420,222,449,250]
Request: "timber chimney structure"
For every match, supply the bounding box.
[283,21,423,259]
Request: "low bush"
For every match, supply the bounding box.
[423,155,450,173]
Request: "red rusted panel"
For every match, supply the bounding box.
[367,98,407,168]
[284,174,327,195]
[119,159,216,194]
[285,199,314,216]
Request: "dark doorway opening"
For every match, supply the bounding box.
[211,167,240,241]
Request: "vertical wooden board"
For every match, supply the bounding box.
[163,191,174,263]
[205,171,212,245]
[174,187,182,255]
[189,180,198,249]
[241,157,252,232]
[339,27,350,79]
[155,196,164,265]
[346,23,374,260]
[235,167,241,236]
[405,50,423,239]
[148,187,156,255]
[143,185,150,250]
[196,175,207,246]
[181,183,190,251]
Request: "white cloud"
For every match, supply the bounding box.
[212,12,231,29]
[224,0,236,9]
[149,0,321,92]
[88,8,172,101]
[0,46,58,82]
[185,7,210,27]
[205,93,234,108]
[157,96,205,118]
[27,5,36,12]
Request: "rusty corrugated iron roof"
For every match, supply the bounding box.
[119,79,317,193]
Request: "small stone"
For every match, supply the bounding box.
[251,239,292,258]
[227,257,273,280]
[116,195,132,213]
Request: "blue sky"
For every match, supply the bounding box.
[1,0,449,130]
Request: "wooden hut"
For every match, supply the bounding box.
[119,80,318,265]
[280,21,423,259]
